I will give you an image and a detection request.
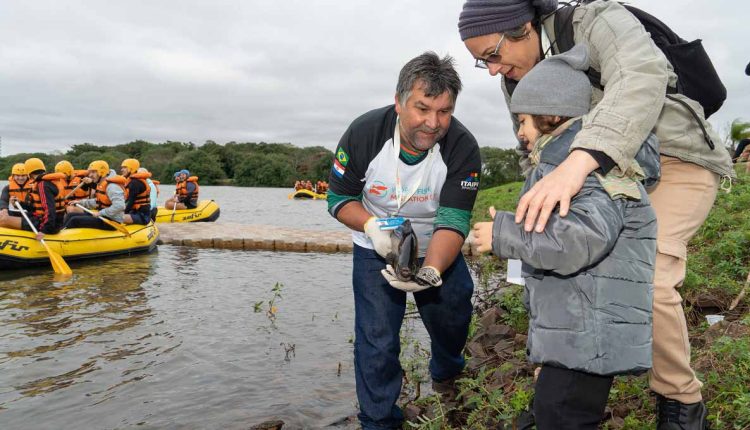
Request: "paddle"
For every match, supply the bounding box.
[170,193,178,223]
[63,181,86,200]
[74,204,131,237]
[14,201,72,276]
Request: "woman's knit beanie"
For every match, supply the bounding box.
[458,0,558,41]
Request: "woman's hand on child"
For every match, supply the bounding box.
[472,207,496,254]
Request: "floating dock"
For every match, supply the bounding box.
[157,223,474,254]
[157,223,353,253]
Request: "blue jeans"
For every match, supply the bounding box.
[352,245,474,429]
[128,210,150,225]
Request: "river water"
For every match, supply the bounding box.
[0,186,439,429]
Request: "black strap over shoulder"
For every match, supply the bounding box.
[551,4,576,55]
[551,2,603,90]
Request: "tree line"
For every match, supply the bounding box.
[0,140,333,187]
[0,140,524,189]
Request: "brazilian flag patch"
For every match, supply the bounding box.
[336,148,349,166]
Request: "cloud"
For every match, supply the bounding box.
[0,0,747,156]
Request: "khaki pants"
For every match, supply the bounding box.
[647,156,719,404]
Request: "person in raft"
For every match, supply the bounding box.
[138,167,159,221]
[0,158,65,238]
[55,160,90,202]
[0,163,31,218]
[119,158,152,225]
[472,45,659,430]
[63,160,125,230]
[327,52,481,429]
[166,170,199,210]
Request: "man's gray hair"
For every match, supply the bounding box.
[396,52,462,106]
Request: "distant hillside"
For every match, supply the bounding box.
[0,140,333,187]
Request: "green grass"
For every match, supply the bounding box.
[700,333,750,429]
[682,167,750,318]
[471,182,524,223]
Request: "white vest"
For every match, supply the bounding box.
[353,134,448,256]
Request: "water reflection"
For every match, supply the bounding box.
[0,254,162,403]
[170,246,201,277]
[0,247,361,429]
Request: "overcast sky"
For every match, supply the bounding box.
[1,0,748,156]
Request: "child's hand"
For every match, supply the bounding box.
[472,207,496,254]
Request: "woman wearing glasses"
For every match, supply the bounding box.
[458,1,732,429]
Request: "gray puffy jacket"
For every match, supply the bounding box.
[491,120,657,376]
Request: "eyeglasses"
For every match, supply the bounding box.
[474,33,506,69]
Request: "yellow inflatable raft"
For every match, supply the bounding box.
[288,189,327,200]
[154,199,221,223]
[0,223,159,270]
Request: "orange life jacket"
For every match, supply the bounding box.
[95,175,127,209]
[7,176,31,204]
[126,172,151,210]
[27,172,66,218]
[65,171,90,200]
[176,176,199,202]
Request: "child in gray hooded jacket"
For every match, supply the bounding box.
[473,44,659,429]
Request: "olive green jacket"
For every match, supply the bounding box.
[502,0,734,179]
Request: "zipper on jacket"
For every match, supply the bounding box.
[665,94,715,150]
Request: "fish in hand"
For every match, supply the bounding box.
[385,219,419,282]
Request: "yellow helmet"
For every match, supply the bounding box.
[11,163,26,175]
[55,160,74,177]
[88,160,110,178]
[120,158,140,174]
[24,157,46,174]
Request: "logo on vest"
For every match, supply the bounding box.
[0,239,30,252]
[461,172,480,191]
[367,181,389,197]
[389,186,434,203]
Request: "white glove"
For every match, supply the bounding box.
[382,265,431,292]
[382,265,443,292]
[415,266,443,287]
[364,216,393,258]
